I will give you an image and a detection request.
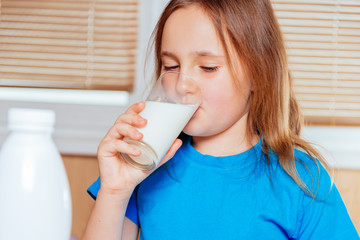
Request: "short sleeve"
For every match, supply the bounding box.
[295,163,359,239]
[86,177,140,227]
[87,177,101,200]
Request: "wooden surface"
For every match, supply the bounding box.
[334,169,360,233]
[62,155,99,239]
[62,155,360,238]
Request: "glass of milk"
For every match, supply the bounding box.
[121,71,202,170]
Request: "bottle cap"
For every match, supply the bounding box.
[8,108,56,132]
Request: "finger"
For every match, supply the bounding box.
[125,101,146,115]
[99,139,142,158]
[115,113,147,128]
[106,122,144,140]
[157,139,183,167]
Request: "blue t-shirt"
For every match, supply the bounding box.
[88,137,359,239]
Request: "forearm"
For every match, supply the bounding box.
[82,188,133,240]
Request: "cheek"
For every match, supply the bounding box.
[203,83,252,124]
[202,83,238,109]
[201,84,224,105]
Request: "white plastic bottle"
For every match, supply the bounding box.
[0,108,72,240]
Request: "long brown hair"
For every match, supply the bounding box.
[151,0,330,196]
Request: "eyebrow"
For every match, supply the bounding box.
[194,51,225,58]
[160,51,225,59]
[160,51,177,59]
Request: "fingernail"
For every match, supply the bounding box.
[132,148,141,155]
[137,116,145,123]
[133,131,142,138]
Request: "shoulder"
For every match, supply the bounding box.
[265,147,332,200]
[293,148,332,199]
[288,150,359,239]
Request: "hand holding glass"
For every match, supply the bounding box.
[121,71,202,171]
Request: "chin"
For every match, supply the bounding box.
[182,113,210,137]
[183,123,210,137]
[183,122,201,136]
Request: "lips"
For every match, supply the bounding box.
[192,106,201,117]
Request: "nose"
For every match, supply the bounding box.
[161,71,201,105]
[174,73,202,105]
[176,73,197,96]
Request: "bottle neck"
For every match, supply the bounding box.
[9,125,54,134]
[7,130,53,147]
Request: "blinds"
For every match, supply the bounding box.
[271,0,360,125]
[0,0,138,90]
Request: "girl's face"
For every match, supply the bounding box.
[160,5,252,139]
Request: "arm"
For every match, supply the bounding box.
[83,188,137,240]
[123,217,140,240]
[82,102,181,240]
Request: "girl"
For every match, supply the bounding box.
[83,0,359,239]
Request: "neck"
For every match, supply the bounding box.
[191,113,259,157]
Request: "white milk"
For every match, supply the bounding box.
[126,101,197,168]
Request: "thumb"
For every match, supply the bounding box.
[157,139,183,167]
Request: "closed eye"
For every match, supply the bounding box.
[163,65,179,71]
[201,66,219,72]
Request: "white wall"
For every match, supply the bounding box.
[302,126,360,169]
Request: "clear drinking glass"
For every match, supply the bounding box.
[121,71,202,170]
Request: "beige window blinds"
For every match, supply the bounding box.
[0,0,138,91]
[271,0,360,125]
